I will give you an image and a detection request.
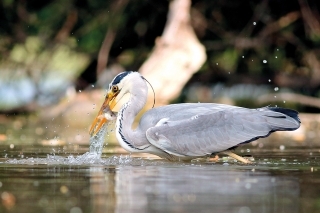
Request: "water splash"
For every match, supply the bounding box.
[89,122,108,158]
[5,120,120,165]
[5,154,168,166]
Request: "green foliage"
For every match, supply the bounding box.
[213,48,238,72]
[4,36,89,80]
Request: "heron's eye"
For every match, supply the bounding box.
[112,85,119,93]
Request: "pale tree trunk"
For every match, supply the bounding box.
[139,0,206,106]
[42,0,206,122]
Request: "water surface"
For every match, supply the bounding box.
[1,146,320,213]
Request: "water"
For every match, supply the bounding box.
[89,123,108,158]
[1,147,320,213]
[1,115,320,212]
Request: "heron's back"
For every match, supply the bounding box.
[140,104,300,156]
[138,103,242,131]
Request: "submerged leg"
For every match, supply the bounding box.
[220,151,252,164]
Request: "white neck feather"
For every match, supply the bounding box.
[115,73,149,152]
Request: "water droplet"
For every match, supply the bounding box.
[274,87,279,91]
[216,63,218,65]
[274,96,277,98]
[246,149,250,153]
[283,100,286,103]
[245,183,251,189]
[268,79,271,82]
[263,60,267,63]
[253,22,256,25]
[10,144,14,149]
[60,185,69,194]
[228,72,230,74]
[70,207,83,213]
[91,85,94,88]
[277,49,279,51]
[242,56,244,58]
[279,145,285,150]
[275,56,278,58]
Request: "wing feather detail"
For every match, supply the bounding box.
[146,107,300,157]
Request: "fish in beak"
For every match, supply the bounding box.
[89,89,118,136]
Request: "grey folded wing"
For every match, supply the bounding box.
[145,108,300,157]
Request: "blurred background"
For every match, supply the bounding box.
[1,0,320,112]
[0,0,319,148]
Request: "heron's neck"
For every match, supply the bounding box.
[116,80,149,150]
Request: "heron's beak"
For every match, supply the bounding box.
[89,90,118,136]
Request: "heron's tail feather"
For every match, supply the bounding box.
[264,107,300,131]
[268,107,300,123]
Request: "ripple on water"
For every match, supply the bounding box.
[7,153,123,165]
[5,153,171,166]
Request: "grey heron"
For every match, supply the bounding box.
[89,71,300,163]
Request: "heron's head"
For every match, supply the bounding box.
[89,71,139,136]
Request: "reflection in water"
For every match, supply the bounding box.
[89,167,116,213]
[0,165,92,213]
[4,148,320,213]
[0,159,316,213]
[113,165,299,213]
